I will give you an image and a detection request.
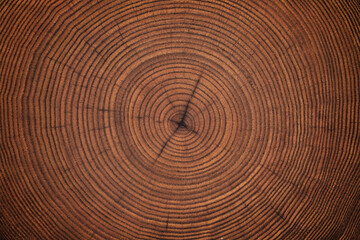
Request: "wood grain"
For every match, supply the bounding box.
[1,0,359,239]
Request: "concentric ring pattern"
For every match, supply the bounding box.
[1,1,359,239]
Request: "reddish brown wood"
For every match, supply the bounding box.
[1,1,359,239]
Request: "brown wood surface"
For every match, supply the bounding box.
[1,0,359,239]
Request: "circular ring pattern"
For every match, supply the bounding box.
[1,1,359,239]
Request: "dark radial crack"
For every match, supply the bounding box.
[181,74,201,122]
[155,74,202,161]
[169,119,187,129]
[169,119,198,135]
[165,213,169,230]
[156,125,181,160]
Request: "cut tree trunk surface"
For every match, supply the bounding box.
[1,1,359,239]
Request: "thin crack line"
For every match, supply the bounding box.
[155,125,181,161]
[169,119,198,135]
[181,73,202,122]
[165,213,169,230]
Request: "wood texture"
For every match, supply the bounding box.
[1,0,359,239]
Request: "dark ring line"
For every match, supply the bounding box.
[1,1,358,239]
